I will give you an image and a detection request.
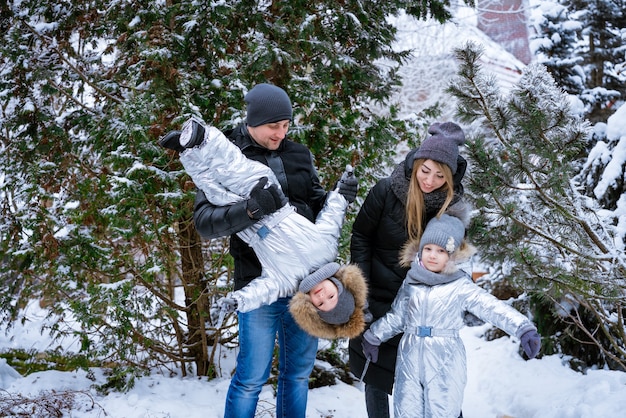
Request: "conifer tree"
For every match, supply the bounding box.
[531,1,585,95]
[532,0,625,251]
[533,0,626,123]
[448,41,626,371]
[0,0,469,385]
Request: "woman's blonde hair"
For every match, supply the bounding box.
[406,158,455,241]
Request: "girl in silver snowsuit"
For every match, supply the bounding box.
[362,213,541,418]
[174,118,353,312]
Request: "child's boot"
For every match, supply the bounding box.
[179,117,206,148]
[158,130,184,152]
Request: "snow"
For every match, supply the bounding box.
[606,102,626,141]
[3,3,626,418]
[2,301,626,417]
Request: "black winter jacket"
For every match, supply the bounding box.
[193,124,327,291]
[348,153,467,394]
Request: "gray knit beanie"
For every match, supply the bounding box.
[299,262,356,325]
[419,214,465,258]
[244,83,293,127]
[299,262,341,293]
[414,122,466,174]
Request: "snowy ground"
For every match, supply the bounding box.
[3,3,626,418]
[1,300,626,418]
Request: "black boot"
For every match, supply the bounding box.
[179,118,205,148]
[158,130,184,152]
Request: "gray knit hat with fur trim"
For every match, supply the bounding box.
[245,83,293,127]
[299,262,355,325]
[414,122,466,174]
[419,214,465,258]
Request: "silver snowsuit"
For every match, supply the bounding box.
[179,125,348,312]
[368,262,536,418]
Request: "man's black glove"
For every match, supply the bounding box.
[336,164,358,203]
[246,177,286,220]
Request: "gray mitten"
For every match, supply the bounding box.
[520,329,541,359]
[336,164,358,203]
[363,301,373,324]
[362,329,381,363]
[217,296,238,314]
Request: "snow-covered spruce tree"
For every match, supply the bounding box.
[448,42,626,371]
[531,0,626,279]
[533,0,626,124]
[575,107,626,223]
[0,0,469,386]
[530,0,585,96]
[568,0,626,123]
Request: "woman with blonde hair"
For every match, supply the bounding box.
[348,122,468,418]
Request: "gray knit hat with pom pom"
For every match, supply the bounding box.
[414,122,466,174]
[419,214,465,258]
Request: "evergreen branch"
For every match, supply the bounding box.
[45,77,98,115]
[551,295,626,371]
[566,180,612,255]
[489,192,588,260]
[19,18,122,106]
[515,164,611,256]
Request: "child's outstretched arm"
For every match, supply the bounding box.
[460,279,541,358]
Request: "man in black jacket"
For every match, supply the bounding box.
[192,83,356,418]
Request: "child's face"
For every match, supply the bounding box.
[421,244,450,273]
[308,279,339,312]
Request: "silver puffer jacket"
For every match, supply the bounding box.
[233,192,347,312]
[180,125,281,206]
[179,124,349,312]
[369,243,536,418]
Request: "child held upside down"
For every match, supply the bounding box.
[361,213,542,418]
[289,261,369,339]
[160,117,366,336]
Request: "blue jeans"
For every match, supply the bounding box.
[224,297,318,418]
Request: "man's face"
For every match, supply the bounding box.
[247,120,290,150]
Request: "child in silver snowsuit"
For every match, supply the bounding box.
[361,213,541,418]
[162,117,356,313]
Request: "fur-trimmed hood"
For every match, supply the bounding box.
[289,264,368,339]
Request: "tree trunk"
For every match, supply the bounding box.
[178,217,213,376]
